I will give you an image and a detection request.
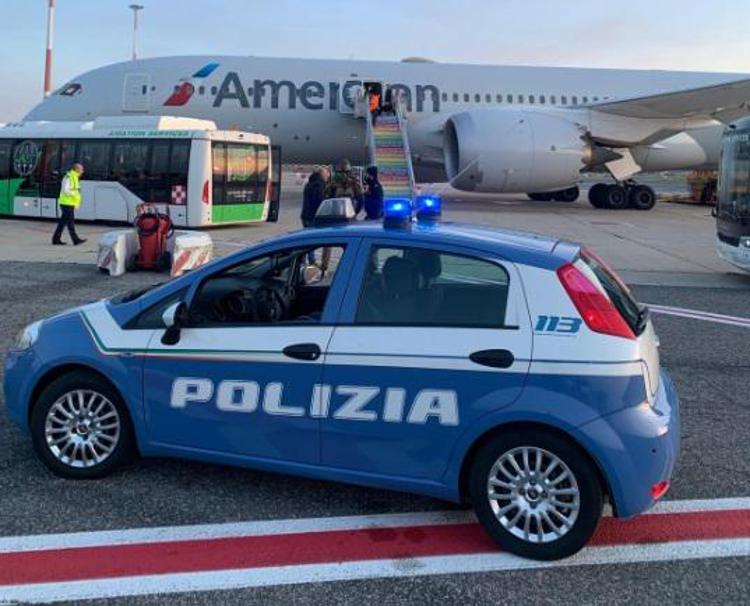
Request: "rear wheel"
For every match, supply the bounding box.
[628,184,656,210]
[469,428,603,560]
[30,371,135,479]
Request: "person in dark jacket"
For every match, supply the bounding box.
[301,166,329,264]
[301,167,329,228]
[363,166,384,220]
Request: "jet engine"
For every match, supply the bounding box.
[443,108,592,193]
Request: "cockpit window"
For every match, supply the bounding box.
[58,83,82,96]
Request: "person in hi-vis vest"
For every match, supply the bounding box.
[52,163,86,246]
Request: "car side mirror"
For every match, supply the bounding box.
[161,301,188,345]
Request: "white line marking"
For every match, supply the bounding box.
[0,496,747,554]
[648,304,750,328]
[2,538,748,604]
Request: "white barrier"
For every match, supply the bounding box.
[97,229,213,277]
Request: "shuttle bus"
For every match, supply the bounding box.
[0,116,281,227]
[717,118,750,271]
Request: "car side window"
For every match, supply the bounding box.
[355,246,510,327]
[127,288,188,329]
[189,245,346,326]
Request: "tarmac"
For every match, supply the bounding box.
[0,184,748,605]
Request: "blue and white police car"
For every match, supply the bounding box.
[4,196,679,560]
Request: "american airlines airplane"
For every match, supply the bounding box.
[22,56,750,208]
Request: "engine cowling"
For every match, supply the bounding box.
[443,108,591,193]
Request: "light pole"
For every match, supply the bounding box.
[129,4,144,61]
[43,0,56,97]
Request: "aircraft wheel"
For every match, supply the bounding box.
[528,192,554,202]
[628,184,656,210]
[588,183,607,208]
[554,186,580,203]
[603,184,628,209]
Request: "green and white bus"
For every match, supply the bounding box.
[0,116,281,227]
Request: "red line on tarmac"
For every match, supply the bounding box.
[0,509,748,587]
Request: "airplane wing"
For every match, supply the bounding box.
[589,77,750,121]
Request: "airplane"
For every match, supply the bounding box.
[21,55,750,209]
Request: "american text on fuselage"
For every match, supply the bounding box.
[170,378,459,425]
[212,72,441,113]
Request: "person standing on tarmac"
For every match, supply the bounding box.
[363,166,384,220]
[325,159,364,214]
[301,166,330,228]
[52,162,87,246]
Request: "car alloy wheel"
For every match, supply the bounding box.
[44,389,121,469]
[487,446,580,544]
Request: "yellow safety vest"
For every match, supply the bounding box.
[58,170,81,208]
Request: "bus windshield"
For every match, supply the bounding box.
[719,132,750,221]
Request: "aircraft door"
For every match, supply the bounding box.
[122,73,151,112]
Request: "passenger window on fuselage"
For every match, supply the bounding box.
[463,93,470,102]
[355,246,510,327]
[517,94,524,104]
[507,94,513,103]
[453,93,459,102]
[189,245,346,326]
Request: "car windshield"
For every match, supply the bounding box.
[110,282,167,304]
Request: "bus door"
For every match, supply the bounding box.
[268,145,281,223]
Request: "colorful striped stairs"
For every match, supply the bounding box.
[370,113,415,199]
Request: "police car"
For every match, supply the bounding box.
[4,196,679,561]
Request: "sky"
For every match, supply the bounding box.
[1,0,749,120]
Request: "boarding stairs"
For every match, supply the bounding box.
[355,89,417,200]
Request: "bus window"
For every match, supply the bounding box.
[149,140,170,203]
[59,140,77,174]
[225,144,258,203]
[78,140,111,181]
[112,140,150,199]
[212,143,227,204]
[11,139,44,198]
[169,141,190,191]
[0,141,12,179]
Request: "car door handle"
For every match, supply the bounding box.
[469,349,514,369]
[283,343,322,361]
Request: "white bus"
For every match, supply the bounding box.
[0,116,281,227]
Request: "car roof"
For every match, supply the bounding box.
[271,221,579,270]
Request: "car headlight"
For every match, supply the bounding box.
[12,321,42,351]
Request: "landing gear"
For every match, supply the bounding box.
[588,182,656,210]
[528,186,579,203]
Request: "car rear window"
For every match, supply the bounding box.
[576,250,645,335]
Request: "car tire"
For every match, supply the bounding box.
[587,183,607,208]
[628,185,656,210]
[158,251,173,272]
[30,371,135,479]
[469,428,603,560]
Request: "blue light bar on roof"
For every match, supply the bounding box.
[383,197,412,226]
[415,195,442,220]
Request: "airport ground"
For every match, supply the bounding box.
[0,181,749,604]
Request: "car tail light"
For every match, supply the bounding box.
[557,263,635,340]
[202,180,210,204]
[651,480,670,500]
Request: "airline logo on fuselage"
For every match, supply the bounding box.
[163,63,442,113]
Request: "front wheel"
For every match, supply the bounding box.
[30,371,135,479]
[469,428,603,560]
